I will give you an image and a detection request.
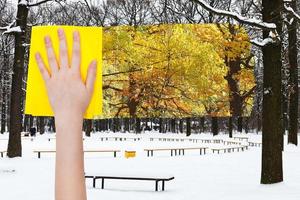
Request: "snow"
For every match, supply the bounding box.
[251,38,275,47]
[2,26,22,35]
[284,4,300,21]
[18,0,28,6]
[0,132,300,200]
[193,0,276,29]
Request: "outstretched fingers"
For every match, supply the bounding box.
[35,52,50,82]
[86,60,97,96]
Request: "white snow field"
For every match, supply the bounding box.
[0,132,300,200]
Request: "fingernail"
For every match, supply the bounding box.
[58,28,64,39]
[92,60,97,67]
[35,52,41,59]
[44,36,50,44]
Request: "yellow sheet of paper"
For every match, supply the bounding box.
[25,25,103,119]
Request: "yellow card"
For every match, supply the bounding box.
[25,25,103,119]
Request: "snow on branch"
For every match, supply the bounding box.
[18,0,28,6]
[28,0,54,7]
[0,20,23,35]
[251,38,274,47]
[284,3,300,21]
[191,0,276,30]
[2,26,22,35]
[0,20,16,31]
[250,31,279,47]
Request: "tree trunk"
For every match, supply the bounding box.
[200,117,205,133]
[38,117,45,135]
[261,0,283,184]
[287,0,298,146]
[7,2,29,157]
[228,116,233,138]
[186,117,191,137]
[135,118,141,133]
[211,117,218,136]
[85,119,92,137]
[179,118,183,133]
[237,117,243,133]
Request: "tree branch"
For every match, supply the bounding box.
[190,0,276,30]
[28,0,55,7]
[103,69,143,77]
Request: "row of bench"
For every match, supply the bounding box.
[33,145,250,158]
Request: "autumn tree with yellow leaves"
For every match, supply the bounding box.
[102,24,255,122]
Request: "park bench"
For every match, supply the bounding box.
[199,139,223,144]
[144,147,208,157]
[85,173,174,191]
[223,140,242,145]
[99,136,141,142]
[248,141,262,147]
[33,149,121,158]
[47,137,86,142]
[233,136,249,142]
[0,150,7,158]
[211,145,249,154]
[21,136,34,141]
[149,137,185,142]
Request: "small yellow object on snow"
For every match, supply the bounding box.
[125,151,136,159]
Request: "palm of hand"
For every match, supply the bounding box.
[35,29,97,117]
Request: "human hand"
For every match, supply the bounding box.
[35,28,97,118]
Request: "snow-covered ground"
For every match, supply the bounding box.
[0,132,299,200]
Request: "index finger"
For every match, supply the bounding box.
[71,30,81,73]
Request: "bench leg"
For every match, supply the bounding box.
[155,180,158,191]
[151,150,154,157]
[182,149,185,156]
[171,150,173,157]
[200,149,202,155]
[114,151,116,157]
[102,178,104,189]
[38,152,41,159]
[1,152,3,158]
[147,151,149,157]
[93,178,96,188]
[162,181,165,191]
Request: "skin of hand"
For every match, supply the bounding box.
[35,28,97,200]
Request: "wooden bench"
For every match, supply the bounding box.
[99,137,141,142]
[34,149,121,158]
[211,146,249,154]
[144,147,208,157]
[85,173,174,191]
[0,150,6,158]
[233,136,249,142]
[47,137,86,142]
[223,140,242,145]
[248,141,262,147]
[200,139,223,144]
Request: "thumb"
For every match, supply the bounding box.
[86,60,97,96]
